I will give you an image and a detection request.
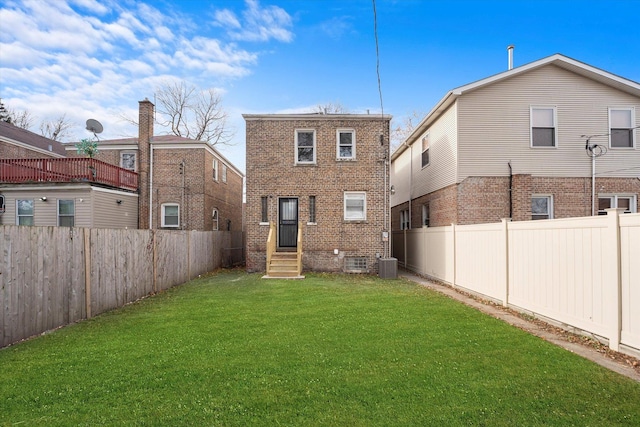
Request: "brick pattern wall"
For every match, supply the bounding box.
[246,116,390,273]
[1,142,61,159]
[394,175,639,228]
[138,99,153,229]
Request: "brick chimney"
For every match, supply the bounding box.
[138,98,154,229]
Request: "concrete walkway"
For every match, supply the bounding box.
[399,270,640,383]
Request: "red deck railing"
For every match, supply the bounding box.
[0,158,138,191]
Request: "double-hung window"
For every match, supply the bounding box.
[422,204,430,227]
[421,133,430,167]
[400,209,410,230]
[598,195,636,215]
[308,195,316,223]
[17,199,34,225]
[222,164,227,183]
[344,192,366,221]
[296,130,316,164]
[120,152,136,171]
[531,107,557,147]
[260,196,269,223]
[161,203,180,228]
[609,108,635,148]
[337,129,355,160]
[58,199,75,226]
[213,159,219,181]
[531,195,553,220]
[212,209,219,230]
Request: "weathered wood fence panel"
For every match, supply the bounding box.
[1,225,240,348]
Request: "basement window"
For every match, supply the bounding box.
[345,257,368,273]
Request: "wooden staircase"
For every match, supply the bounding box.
[266,251,302,278]
[264,222,304,279]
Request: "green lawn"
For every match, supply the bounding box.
[1,271,639,426]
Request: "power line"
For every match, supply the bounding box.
[372,0,384,122]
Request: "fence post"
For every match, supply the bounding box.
[152,230,157,294]
[451,223,456,288]
[501,218,511,307]
[605,208,624,351]
[83,228,92,319]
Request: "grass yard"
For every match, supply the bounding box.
[1,270,639,426]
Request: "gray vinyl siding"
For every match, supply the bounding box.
[91,187,138,229]
[412,102,458,196]
[0,185,137,228]
[457,64,640,180]
[390,147,411,208]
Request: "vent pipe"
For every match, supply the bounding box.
[507,45,514,70]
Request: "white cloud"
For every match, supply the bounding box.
[0,0,294,150]
[215,0,293,43]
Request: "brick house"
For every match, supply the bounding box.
[244,113,392,276]
[390,53,640,231]
[0,121,139,228]
[65,99,244,231]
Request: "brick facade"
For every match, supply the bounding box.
[65,99,243,231]
[392,175,640,229]
[245,114,391,273]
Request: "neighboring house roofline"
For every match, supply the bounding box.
[153,142,245,177]
[1,135,66,158]
[243,113,392,120]
[0,121,67,157]
[65,134,245,177]
[391,53,640,161]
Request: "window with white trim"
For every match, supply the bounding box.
[58,199,75,227]
[421,133,430,167]
[531,195,553,220]
[222,164,227,183]
[212,159,219,181]
[161,203,180,228]
[598,195,636,215]
[400,209,410,230]
[609,108,635,148]
[344,192,366,221]
[17,199,34,226]
[337,129,355,160]
[422,204,430,227]
[296,130,316,164]
[120,152,136,171]
[531,107,557,147]
[212,209,219,230]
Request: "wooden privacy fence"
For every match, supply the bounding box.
[392,209,640,358]
[1,226,236,348]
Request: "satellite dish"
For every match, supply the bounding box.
[86,118,103,134]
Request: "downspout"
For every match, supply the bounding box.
[591,153,596,216]
[181,160,186,229]
[409,141,413,228]
[508,161,513,218]
[148,142,154,229]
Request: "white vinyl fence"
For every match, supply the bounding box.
[392,209,640,357]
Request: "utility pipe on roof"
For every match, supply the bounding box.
[507,45,515,70]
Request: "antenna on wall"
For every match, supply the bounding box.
[85,118,103,140]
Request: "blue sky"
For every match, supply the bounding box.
[1,0,639,172]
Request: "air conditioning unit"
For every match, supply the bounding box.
[378,258,397,279]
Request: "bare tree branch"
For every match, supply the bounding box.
[5,108,35,130]
[40,114,74,141]
[311,102,349,114]
[152,80,233,146]
[390,111,425,151]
